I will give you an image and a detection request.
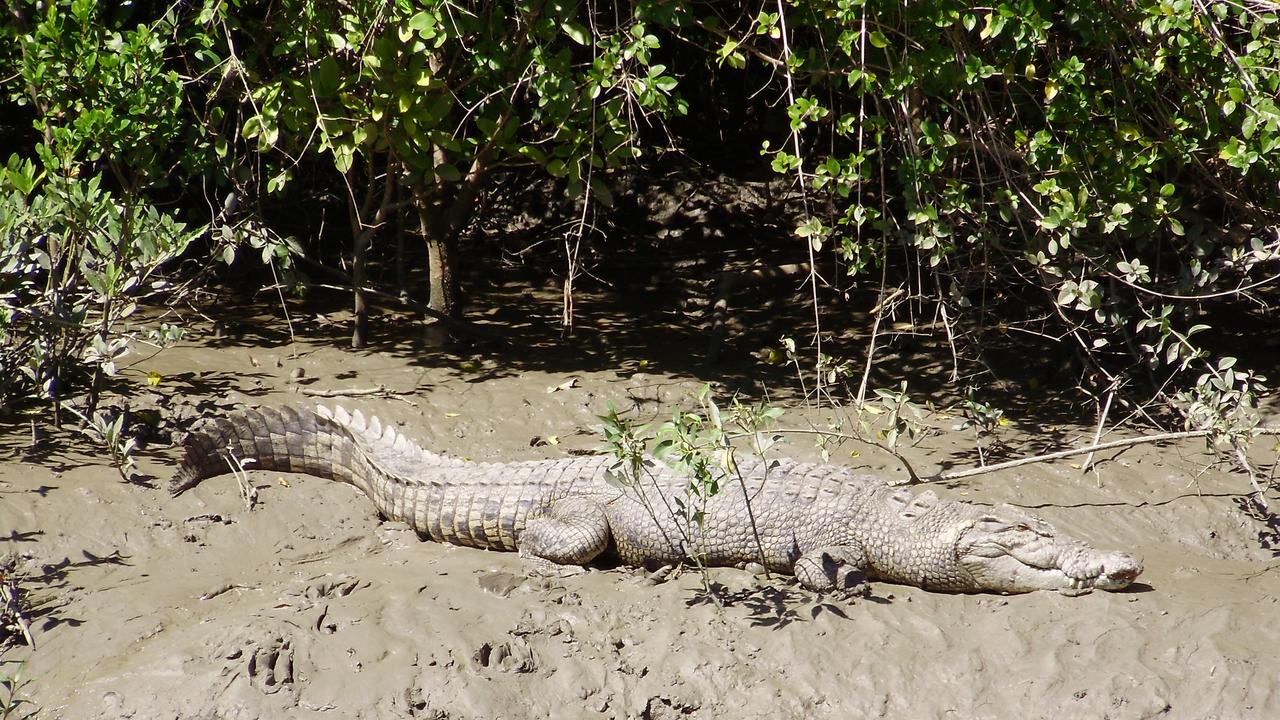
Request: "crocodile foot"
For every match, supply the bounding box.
[793,546,871,598]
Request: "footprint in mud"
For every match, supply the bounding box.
[235,635,295,694]
[472,637,537,674]
[217,628,301,696]
[643,696,700,719]
[279,574,369,609]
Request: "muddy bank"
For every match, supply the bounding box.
[2,329,1278,719]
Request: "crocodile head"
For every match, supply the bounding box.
[955,505,1142,593]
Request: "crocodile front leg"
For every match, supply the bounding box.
[518,496,611,566]
[793,546,871,597]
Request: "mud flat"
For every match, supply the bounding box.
[2,337,1277,719]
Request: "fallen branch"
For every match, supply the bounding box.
[296,385,418,405]
[937,427,1280,483]
[773,426,1280,488]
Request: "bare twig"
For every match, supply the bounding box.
[1081,389,1114,476]
[884,445,924,485]
[855,286,904,407]
[771,426,1280,487]
[765,426,923,483]
[1233,442,1270,510]
[296,385,418,405]
[223,450,258,511]
[939,427,1280,482]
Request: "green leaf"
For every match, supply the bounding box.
[980,12,1006,39]
[333,146,354,173]
[475,116,498,137]
[868,31,889,49]
[314,56,340,98]
[408,11,436,33]
[562,21,590,46]
[1056,281,1077,307]
[517,145,546,163]
[242,115,263,140]
[435,163,461,182]
[267,170,290,194]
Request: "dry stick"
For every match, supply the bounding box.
[855,286,904,407]
[771,426,1280,489]
[297,385,417,403]
[223,450,258,511]
[1233,443,1270,510]
[937,427,1280,482]
[1081,389,1115,477]
[266,255,298,360]
[936,295,960,384]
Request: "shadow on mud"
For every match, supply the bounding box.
[686,580,870,628]
[181,162,1135,425]
[1237,496,1280,557]
[5,549,132,638]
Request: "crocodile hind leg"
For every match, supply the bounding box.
[793,546,871,597]
[518,497,611,570]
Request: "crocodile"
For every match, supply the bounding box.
[171,404,1143,595]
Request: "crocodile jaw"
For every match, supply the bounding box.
[956,507,1143,593]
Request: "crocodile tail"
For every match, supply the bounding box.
[170,405,375,497]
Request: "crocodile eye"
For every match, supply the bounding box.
[974,517,1017,532]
